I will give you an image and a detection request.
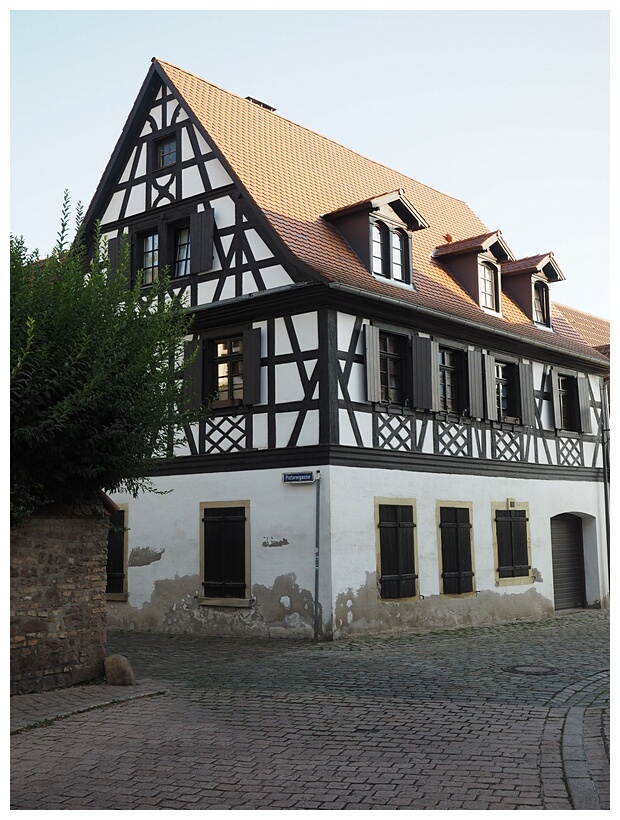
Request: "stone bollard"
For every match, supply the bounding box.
[104,654,136,686]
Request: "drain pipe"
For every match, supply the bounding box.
[600,380,610,582]
[314,470,321,641]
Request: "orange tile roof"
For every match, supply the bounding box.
[552,303,610,353]
[154,59,608,366]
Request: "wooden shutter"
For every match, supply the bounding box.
[467,349,484,420]
[203,507,246,598]
[242,327,262,405]
[107,236,120,281]
[182,338,203,413]
[378,505,416,599]
[550,369,562,429]
[483,353,498,421]
[496,509,529,578]
[518,362,536,427]
[577,376,592,433]
[439,507,474,594]
[190,208,214,274]
[106,509,126,595]
[412,336,440,411]
[365,324,381,403]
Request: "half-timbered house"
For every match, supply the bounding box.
[86,59,610,638]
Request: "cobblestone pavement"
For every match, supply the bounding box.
[10,610,609,810]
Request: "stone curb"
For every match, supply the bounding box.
[10,679,167,734]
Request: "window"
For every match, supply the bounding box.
[184,327,261,411]
[106,506,128,600]
[173,225,191,277]
[533,281,550,326]
[483,354,535,426]
[131,208,214,286]
[377,503,417,599]
[495,362,512,420]
[479,261,499,312]
[372,222,388,277]
[141,231,158,285]
[557,375,577,431]
[550,371,591,433]
[201,502,250,604]
[156,137,177,169]
[438,347,462,413]
[379,333,404,404]
[391,230,407,282]
[214,337,244,402]
[493,505,531,583]
[371,220,411,284]
[438,505,474,594]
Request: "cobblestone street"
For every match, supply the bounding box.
[10,610,609,810]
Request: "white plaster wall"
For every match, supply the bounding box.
[327,466,608,613]
[111,466,332,621]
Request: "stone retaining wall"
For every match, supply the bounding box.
[10,509,109,694]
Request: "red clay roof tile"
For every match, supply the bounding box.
[154,59,608,366]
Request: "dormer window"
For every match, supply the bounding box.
[500,253,563,328]
[479,260,500,312]
[533,281,550,326]
[322,189,427,288]
[371,219,411,284]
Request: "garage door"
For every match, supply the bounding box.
[551,514,585,610]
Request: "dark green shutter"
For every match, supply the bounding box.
[190,208,214,274]
[577,376,591,433]
[496,509,529,578]
[106,509,126,595]
[365,325,381,402]
[518,362,536,427]
[483,353,498,421]
[467,349,484,419]
[242,327,262,405]
[183,338,203,412]
[378,505,416,599]
[439,507,474,594]
[107,236,120,282]
[412,336,439,411]
[203,507,246,598]
[550,369,562,430]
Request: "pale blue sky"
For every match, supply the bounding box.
[10,8,610,318]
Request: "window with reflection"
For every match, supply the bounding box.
[438,347,461,413]
[479,261,499,311]
[174,226,191,277]
[141,232,159,285]
[533,281,550,326]
[215,337,244,401]
[379,333,404,404]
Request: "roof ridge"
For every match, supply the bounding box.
[552,301,610,322]
[154,57,474,210]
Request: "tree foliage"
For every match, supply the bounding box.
[11,193,198,525]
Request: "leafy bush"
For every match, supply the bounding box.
[11,194,198,525]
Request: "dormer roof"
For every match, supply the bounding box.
[433,230,515,263]
[323,189,429,231]
[502,253,565,282]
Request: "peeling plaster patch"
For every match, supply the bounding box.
[252,574,315,637]
[531,567,543,582]
[262,537,290,547]
[128,547,165,567]
[333,572,554,638]
[107,574,270,636]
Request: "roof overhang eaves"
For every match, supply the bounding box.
[326,281,609,371]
